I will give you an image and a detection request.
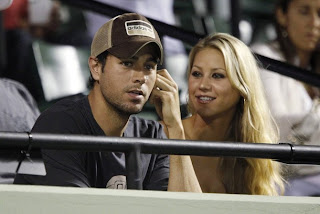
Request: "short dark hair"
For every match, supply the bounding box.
[87,50,109,89]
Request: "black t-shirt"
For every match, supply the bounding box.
[14,95,169,190]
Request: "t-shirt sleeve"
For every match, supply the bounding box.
[144,153,169,191]
[144,123,169,191]
[14,111,90,187]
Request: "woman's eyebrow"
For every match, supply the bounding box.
[192,65,226,72]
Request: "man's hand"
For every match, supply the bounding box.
[150,69,180,125]
[150,69,184,139]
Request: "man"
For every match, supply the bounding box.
[14,13,169,190]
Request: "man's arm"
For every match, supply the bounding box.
[14,111,90,187]
[144,153,169,191]
[14,150,90,187]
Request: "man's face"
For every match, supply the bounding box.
[98,44,158,115]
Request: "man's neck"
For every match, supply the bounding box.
[88,89,129,137]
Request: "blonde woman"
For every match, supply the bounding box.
[153,33,284,195]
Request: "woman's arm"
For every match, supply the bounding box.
[168,155,202,192]
[151,69,202,192]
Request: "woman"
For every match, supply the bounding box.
[154,33,284,195]
[251,0,320,196]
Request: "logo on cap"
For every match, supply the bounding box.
[125,20,155,38]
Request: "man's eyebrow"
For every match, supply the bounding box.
[127,56,158,63]
[146,56,158,63]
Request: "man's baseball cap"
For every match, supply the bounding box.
[91,13,163,64]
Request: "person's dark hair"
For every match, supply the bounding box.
[275,0,295,63]
[87,50,109,89]
[275,0,320,72]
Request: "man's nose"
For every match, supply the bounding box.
[133,70,147,84]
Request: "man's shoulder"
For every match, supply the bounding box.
[126,116,166,138]
[41,94,86,115]
[32,94,90,133]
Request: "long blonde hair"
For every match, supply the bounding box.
[187,33,284,195]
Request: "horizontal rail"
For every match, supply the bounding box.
[1,132,320,164]
[1,132,320,189]
[255,54,320,88]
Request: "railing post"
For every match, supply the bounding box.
[125,144,142,190]
[230,0,241,38]
[0,12,6,76]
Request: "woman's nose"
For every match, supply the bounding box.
[310,11,320,28]
[199,78,211,90]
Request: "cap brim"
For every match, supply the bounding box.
[108,41,163,65]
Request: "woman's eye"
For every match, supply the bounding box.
[298,7,309,15]
[191,71,201,77]
[212,73,225,79]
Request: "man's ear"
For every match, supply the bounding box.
[275,7,287,27]
[88,56,101,82]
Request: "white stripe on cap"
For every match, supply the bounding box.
[125,20,155,38]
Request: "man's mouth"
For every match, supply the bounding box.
[128,89,144,98]
[130,90,143,95]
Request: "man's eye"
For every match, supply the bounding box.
[122,61,133,67]
[145,64,156,70]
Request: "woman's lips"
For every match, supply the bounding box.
[196,96,215,104]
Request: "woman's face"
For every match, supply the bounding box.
[278,0,320,53]
[188,48,241,119]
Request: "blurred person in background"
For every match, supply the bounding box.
[0,78,40,185]
[251,0,320,196]
[2,0,61,102]
[0,0,40,184]
[0,78,39,133]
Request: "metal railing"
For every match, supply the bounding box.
[1,132,320,189]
